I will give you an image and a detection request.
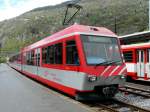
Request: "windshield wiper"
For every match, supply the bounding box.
[95,60,122,68]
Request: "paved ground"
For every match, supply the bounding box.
[0,64,90,112]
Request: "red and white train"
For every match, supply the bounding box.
[9,24,126,100]
[122,43,150,81]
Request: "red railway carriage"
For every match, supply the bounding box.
[122,43,150,81]
[9,24,126,100]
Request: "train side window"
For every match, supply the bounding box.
[23,52,26,64]
[42,45,54,64]
[31,50,34,65]
[42,47,47,63]
[55,43,63,64]
[66,40,79,65]
[35,49,40,66]
[123,51,133,62]
[141,51,144,62]
[37,53,40,66]
[42,43,63,64]
[26,52,29,64]
[147,50,149,62]
[137,51,139,62]
[48,45,55,64]
[26,50,34,65]
[26,52,30,65]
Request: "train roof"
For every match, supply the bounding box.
[22,24,117,52]
[121,42,150,50]
[119,30,150,45]
[119,30,150,39]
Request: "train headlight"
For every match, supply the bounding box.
[88,75,97,82]
[120,75,126,79]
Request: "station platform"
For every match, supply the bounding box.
[0,64,90,112]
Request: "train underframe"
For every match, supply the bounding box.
[76,84,119,100]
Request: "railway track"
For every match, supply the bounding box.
[83,83,150,112]
[83,98,150,112]
[119,82,150,98]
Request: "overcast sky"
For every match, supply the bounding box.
[0,0,69,21]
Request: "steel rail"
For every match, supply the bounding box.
[82,98,150,112]
[119,85,150,98]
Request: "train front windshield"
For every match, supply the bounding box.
[81,35,122,65]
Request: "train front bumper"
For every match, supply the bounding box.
[82,75,126,91]
[76,75,126,100]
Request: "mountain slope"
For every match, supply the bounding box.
[0,0,148,53]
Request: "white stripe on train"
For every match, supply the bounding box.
[119,66,126,75]
[100,66,111,76]
[108,66,120,76]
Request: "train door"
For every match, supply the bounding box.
[146,49,150,78]
[137,50,145,77]
[35,48,40,75]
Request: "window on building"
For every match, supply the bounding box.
[66,40,79,65]
[123,51,133,62]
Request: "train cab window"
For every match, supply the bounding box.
[123,51,133,62]
[81,35,122,65]
[66,40,79,65]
